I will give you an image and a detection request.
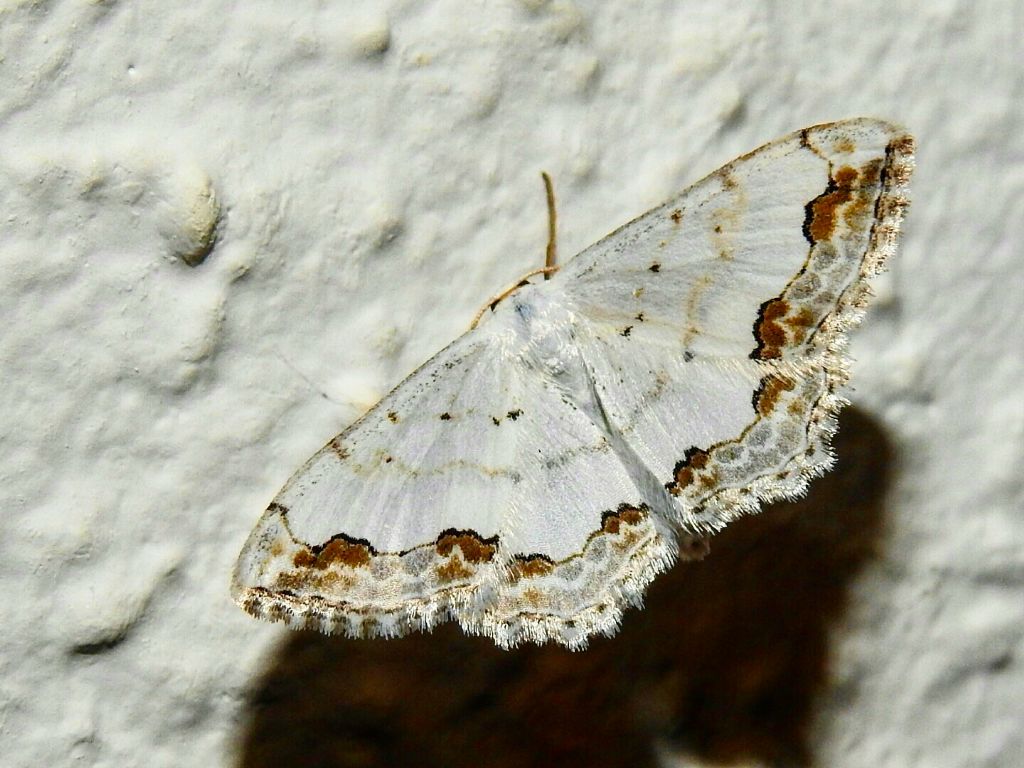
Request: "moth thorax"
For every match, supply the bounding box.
[509,287,581,379]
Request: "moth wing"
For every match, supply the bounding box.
[555,119,914,527]
[233,329,674,646]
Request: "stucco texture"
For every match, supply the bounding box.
[1,1,1021,766]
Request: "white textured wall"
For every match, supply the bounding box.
[2,1,1021,766]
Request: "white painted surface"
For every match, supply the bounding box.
[1,1,1021,766]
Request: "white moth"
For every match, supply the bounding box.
[232,119,914,649]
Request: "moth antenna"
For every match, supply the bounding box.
[469,266,559,330]
[467,172,562,330]
[542,171,558,277]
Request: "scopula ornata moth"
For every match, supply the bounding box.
[233,119,914,649]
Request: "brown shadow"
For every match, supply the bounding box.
[236,407,892,768]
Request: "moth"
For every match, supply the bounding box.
[233,119,914,649]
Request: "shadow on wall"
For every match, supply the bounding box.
[235,407,892,768]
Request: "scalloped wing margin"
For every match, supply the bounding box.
[232,500,678,649]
